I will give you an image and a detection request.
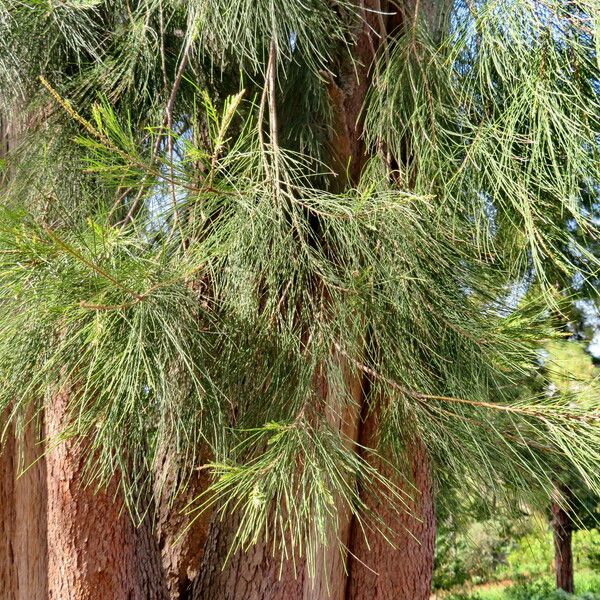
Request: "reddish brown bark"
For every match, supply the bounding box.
[552,499,574,594]
[346,408,436,600]
[327,0,384,186]
[45,387,168,600]
[0,419,48,600]
[0,118,48,600]
[14,417,48,600]
[0,426,17,600]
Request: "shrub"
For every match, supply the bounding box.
[503,534,554,579]
[445,593,482,600]
[505,579,600,600]
[574,529,600,571]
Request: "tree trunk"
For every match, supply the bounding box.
[193,508,307,600]
[0,424,17,600]
[0,419,49,600]
[346,409,436,600]
[192,1,446,597]
[14,417,48,600]
[0,117,48,600]
[45,386,168,600]
[552,498,574,594]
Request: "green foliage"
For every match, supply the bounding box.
[505,579,600,600]
[446,593,484,600]
[503,533,554,579]
[0,0,599,579]
[366,0,600,293]
[444,576,600,600]
[435,518,600,592]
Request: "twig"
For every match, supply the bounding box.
[42,224,142,300]
[333,342,600,424]
[258,64,271,180]
[153,32,194,155]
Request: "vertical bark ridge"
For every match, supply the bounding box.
[0,418,48,600]
[345,408,435,600]
[154,448,212,599]
[0,424,17,600]
[14,416,48,600]
[193,508,306,600]
[0,117,48,600]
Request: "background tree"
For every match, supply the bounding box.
[0,1,599,599]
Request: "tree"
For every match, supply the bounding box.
[545,340,600,594]
[0,1,599,599]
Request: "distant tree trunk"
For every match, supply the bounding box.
[45,386,168,600]
[552,496,574,594]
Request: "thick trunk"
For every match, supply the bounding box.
[193,1,445,597]
[552,500,574,594]
[346,411,436,600]
[45,387,168,600]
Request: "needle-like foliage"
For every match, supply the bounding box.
[0,0,598,578]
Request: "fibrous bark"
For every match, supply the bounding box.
[0,419,48,600]
[0,424,17,600]
[0,117,48,600]
[45,387,168,600]
[14,417,48,600]
[346,412,436,600]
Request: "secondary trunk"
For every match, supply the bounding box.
[346,411,436,600]
[0,118,48,600]
[14,417,48,600]
[192,1,444,598]
[45,386,168,600]
[552,499,574,594]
